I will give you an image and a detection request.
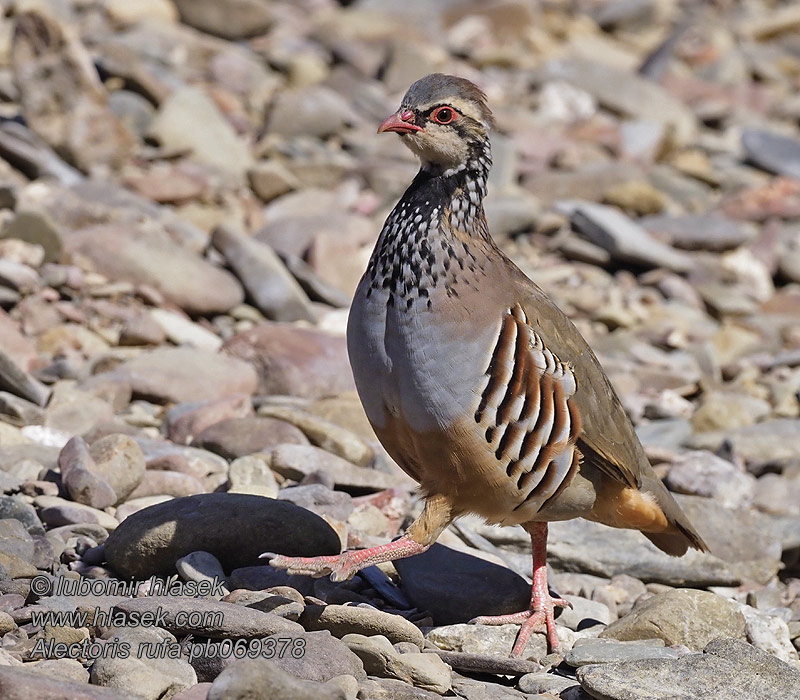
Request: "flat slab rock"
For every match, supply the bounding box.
[104,492,341,578]
[563,200,694,272]
[424,621,547,660]
[207,658,359,700]
[641,213,754,252]
[0,349,49,406]
[688,418,800,472]
[193,416,308,460]
[565,638,682,667]
[0,665,141,700]
[577,637,800,700]
[357,677,443,700]
[89,626,196,699]
[431,650,540,677]
[546,494,781,586]
[113,596,302,637]
[148,86,253,182]
[193,630,365,685]
[451,674,537,700]
[64,224,243,315]
[741,128,800,179]
[343,633,450,694]
[212,224,314,323]
[92,347,258,405]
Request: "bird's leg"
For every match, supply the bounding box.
[265,494,453,583]
[469,521,571,656]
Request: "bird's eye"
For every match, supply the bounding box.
[432,107,456,124]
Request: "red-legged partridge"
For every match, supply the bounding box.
[270,74,708,656]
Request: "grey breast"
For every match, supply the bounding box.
[348,270,499,435]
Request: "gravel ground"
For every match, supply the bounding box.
[0,1,799,699]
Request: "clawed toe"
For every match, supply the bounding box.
[469,592,570,657]
[264,551,361,581]
[468,610,534,626]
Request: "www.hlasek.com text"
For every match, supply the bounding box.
[30,605,224,631]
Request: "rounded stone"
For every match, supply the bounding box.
[600,588,746,650]
[393,543,530,625]
[104,493,341,578]
[227,455,279,498]
[193,417,307,460]
[0,210,62,263]
[90,626,196,700]
[208,659,359,700]
[89,434,146,503]
[300,604,425,648]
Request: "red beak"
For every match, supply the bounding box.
[378,110,422,134]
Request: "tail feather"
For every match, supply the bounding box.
[586,470,709,557]
[641,473,709,556]
[644,521,707,557]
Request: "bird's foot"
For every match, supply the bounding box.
[263,534,429,583]
[469,593,572,657]
[264,550,365,582]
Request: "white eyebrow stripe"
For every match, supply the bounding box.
[405,96,483,123]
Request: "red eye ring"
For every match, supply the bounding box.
[431,106,456,124]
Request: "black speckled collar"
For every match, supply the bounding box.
[365,137,492,311]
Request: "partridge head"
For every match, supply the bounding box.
[269,74,708,658]
[377,73,494,173]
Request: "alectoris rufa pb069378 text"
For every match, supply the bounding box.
[268,74,708,657]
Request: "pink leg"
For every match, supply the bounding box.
[265,494,453,583]
[469,522,571,656]
[264,534,429,582]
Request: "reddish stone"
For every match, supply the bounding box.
[0,309,37,370]
[719,178,800,221]
[165,394,253,445]
[223,323,355,399]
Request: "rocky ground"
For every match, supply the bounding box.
[0,0,799,698]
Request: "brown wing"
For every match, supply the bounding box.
[473,304,583,515]
[511,271,707,554]
[515,281,642,490]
